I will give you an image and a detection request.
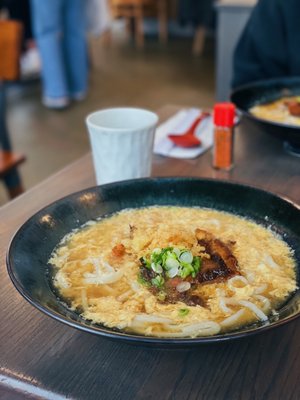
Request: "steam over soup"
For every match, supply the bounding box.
[50,206,297,338]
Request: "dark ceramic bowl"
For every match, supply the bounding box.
[231,77,300,155]
[6,178,300,346]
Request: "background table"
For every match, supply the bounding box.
[0,105,299,400]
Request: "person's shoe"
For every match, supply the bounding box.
[72,91,87,102]
[20,47,41,78]
[42,96,70,110]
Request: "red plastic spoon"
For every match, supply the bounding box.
[168,114,208,148]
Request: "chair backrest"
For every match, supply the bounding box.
[110,0,159,19]
[0,19,23,81]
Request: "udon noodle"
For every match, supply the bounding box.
[50,206,297,338]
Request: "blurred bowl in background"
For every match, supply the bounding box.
[231,77,300,156]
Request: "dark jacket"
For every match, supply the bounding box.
[178,0,213,27]
[232,0,300,88]
[0,0,32,41]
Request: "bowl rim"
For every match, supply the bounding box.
[230,76,300,131]
[6,177,300,345]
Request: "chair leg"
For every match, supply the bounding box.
[192,26,206,56]
[157,0,168,45]
[125,16,134,37]
[8,183,24,199]
[3,168,24,199]
[0,83,12,151]
[101,29,112,47]
[1,83,25,200]
[133,5,144,49]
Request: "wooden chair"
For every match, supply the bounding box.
[0,18,26,199]
[0,83,26,199]
[110,0,168,48]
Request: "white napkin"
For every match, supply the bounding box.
[154,108,214,159]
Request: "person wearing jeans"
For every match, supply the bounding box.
[30,0,88,109]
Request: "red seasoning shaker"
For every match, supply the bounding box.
[213,102,236,170]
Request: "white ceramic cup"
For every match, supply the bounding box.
[86,107,158,185]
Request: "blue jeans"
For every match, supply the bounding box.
[30,0,88,99]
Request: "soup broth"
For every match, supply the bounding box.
[50,206,297,338]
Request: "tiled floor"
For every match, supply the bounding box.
[0,30,215,206]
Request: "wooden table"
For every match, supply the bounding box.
[0,105,299,400]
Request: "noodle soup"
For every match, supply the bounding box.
[50,206,297,338]
[250,96,300,126]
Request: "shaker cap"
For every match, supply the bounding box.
[213,102,236,127]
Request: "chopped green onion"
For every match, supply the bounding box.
[137,274,151,287]
[178,262,194,279]
[152,248,161,254]
[151,275,165,288]
[151,262,163,274]
[179,251,193,264]
[165,257,179,270]
[167,265,179,278]
[178,308,189,317]
[141,246,201,285]
[173,247,181,257]
[157,291,166,301]
[140,256,151,269]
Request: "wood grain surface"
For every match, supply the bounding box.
[0,105,299,400]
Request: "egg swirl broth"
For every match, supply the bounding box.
[250,96,300,126]
[49,206,297,338]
